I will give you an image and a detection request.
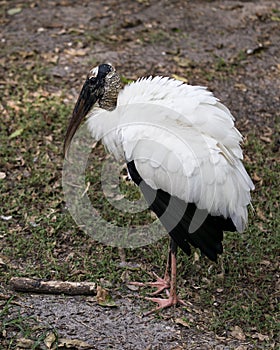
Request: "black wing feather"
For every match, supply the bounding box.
[127,161,236,262]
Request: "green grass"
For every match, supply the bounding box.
[1,58,279,348]
[0,297,57,350]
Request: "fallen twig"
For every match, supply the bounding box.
[10,277,96,295]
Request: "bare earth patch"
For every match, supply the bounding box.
[2,293,256,349]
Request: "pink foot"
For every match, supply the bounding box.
[128,272,170,295]
[144,293,188,316]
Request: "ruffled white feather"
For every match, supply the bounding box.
[87,77,254,232]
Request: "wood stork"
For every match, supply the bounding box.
[64,63,254,313]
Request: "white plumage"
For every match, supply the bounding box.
[87,76,254,232]
[64,64,255,313]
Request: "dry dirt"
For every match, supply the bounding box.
[1,0,279,349]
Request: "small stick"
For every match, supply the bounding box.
[10,277,96,296]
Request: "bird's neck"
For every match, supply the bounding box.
[99,76,121,111]
[99,95,118,111]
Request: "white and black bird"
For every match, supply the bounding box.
[64,63,254,313]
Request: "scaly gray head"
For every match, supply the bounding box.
[63,63,121,157]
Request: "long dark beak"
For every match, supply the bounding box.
[63,77,104,158]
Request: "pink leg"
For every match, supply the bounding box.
[144,248,187,315]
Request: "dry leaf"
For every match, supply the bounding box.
[174,56,192,68]
[64,48,88,57]
[252,172,262,182]
[44,331,57,349]
[234,83,247,92]
[7,7,22,15]
[120,270,130,282]
[18,51,34,59]
[58,338,91,349]
[260,136,272,143]
[96,285,116,307]
[9,128,24,139]
[114,194,125,201]
[256,207,267,221]
[41,52,59,64]
[99,278,113,288]
[172,74,188,83]
[16,337,34,349]
[260,260,271,266]
[271,16,280,22]
[193,251,200,263]
[175,317,191,328]
[7,100,20,112]
[263,126,273,136]
[251,332,270,341]
[0,257,7,267]
[230,325,246,340]
[126,283,139,291]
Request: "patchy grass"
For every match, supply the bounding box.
[1,53,279,348]
[0,296,56,350]
[206,132,279,339]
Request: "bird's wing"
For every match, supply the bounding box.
[119,77,244,159]
[121,123,250,232]
[87,78,254,232]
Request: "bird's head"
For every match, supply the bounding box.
[63,63,121,158]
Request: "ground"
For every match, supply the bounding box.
[0,0,279,349]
